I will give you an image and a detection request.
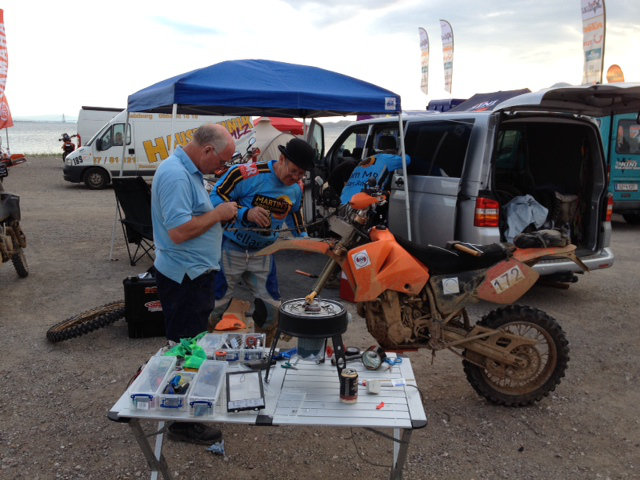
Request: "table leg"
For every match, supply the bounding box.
[389,428,412,480]
[128,418,173,480]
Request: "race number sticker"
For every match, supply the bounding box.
[442,277,460,295]
[352,250,371,270]
[490,265,525,294]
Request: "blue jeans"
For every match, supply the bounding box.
[156,269,216,342]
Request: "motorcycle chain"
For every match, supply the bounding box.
[46,300,125,343]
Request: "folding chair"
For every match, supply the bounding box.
[112,177,155,266]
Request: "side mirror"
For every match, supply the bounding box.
[96,139,103,151]
[248,136,257,147]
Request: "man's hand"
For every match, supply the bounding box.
[246,206,271,227]
[215,202,239,222]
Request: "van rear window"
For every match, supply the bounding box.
[404,119,473,178]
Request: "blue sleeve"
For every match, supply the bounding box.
[286,185,307,237]
[210,165,251,220]
[156,170,193,230]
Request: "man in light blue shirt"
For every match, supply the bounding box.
[151,124,238,444]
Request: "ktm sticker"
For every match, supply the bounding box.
[352,250,371,270]
[144,300,163,312]
[490,265,524,294]
[442,277,460,295]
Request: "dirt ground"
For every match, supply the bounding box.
[1,156,639,480]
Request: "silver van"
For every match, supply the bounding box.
[312,84,640,282]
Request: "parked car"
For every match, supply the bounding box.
[307,83,640,283]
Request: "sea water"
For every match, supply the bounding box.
[2,121,77,155]
[2,120,348,156]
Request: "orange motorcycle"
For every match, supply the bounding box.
[258,188,586,406]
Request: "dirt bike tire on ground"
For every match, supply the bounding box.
[462,304,569,407]
[11,248,28,277]
[46,300,125,343]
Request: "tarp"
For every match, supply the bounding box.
[254,116,304,135]
[127,59,401,117]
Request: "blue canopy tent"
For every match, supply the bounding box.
[112,60,413,254]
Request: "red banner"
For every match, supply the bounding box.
[0,9,14,129]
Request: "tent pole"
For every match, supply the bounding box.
[397,112,412,241]
[109,110,131,261]
[170,104,177,154]
[5,128,9,155]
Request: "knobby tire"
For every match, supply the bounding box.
[46,300,125,343]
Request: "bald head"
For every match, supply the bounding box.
[184,123,236,174]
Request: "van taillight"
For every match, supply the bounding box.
[606,194,613,222]
[474,197,500,227]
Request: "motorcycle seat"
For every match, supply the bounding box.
[395,235,510,275]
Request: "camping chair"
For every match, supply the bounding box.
[112,177,155,266]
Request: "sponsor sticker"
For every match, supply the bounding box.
[352,250,371,270]
[144,300,163,312]
[490,265,524,294]
[385,97,397,111]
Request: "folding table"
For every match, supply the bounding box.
[109,354,427,480]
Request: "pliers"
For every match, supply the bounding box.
[281,361,299,370]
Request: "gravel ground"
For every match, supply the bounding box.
[0,155,638,480]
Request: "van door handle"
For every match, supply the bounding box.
[128,148,135,154]
[395,177,405,187]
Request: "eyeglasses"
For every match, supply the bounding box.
[284,158,306,179]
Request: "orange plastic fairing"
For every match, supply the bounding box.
[343,229,429,302]
[475,258,539,304]
[255,238,332,257]
[513,244,576,264]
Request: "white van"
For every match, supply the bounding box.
[63,111,255,189]
[76,106,123,146]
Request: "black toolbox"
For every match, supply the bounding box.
[123,272,165,338]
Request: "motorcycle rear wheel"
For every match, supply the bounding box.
[46,300,125,343]
[11,248,28,277]
[462,304,569,407]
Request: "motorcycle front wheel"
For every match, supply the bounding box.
[11,247,28,277]
[46,300,125,343]
[462,304,569,407]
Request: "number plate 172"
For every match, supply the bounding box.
[490,265,525,294]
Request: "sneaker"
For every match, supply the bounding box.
[168,422,222,445]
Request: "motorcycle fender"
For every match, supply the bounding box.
[255,238,341,262]
[343,240,429,302]
[475,258,539,304]
[513,244,587,271]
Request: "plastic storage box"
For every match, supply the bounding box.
[158,370,197,412]
[188,360,228,417]
[128,355,177,411]
[197,333,266,361]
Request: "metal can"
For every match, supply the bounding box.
[339,368,358,404]
[215,351,227,362]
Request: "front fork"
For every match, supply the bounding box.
[305,258,340,304]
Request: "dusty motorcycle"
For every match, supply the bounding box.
[214,136,261,178]
[258,188,585,406]
[0,161,28,278]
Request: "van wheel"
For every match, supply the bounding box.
[622,213,640,225]
[83,168,109,189]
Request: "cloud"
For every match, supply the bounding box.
[152,16,222,36]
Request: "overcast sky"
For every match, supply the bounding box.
[3,0,639,118]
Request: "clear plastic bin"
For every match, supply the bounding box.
[128,355,177,411]
[158,370,196,411]
[188,360,228,417]
[197,333,227,358]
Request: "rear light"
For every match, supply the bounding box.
[474,197,500,227]
[605,193,613,222]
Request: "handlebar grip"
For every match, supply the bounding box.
[453,243,482,257]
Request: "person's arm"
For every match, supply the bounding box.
[168,203,238,244]
[156,172,238,245]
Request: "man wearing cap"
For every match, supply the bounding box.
[209,138,315,332]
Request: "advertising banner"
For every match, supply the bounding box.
[581,0,606,85]
[418,27,429,95]
[606,64,624,83]
[0,9,13,129]
[440,20,454,93]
